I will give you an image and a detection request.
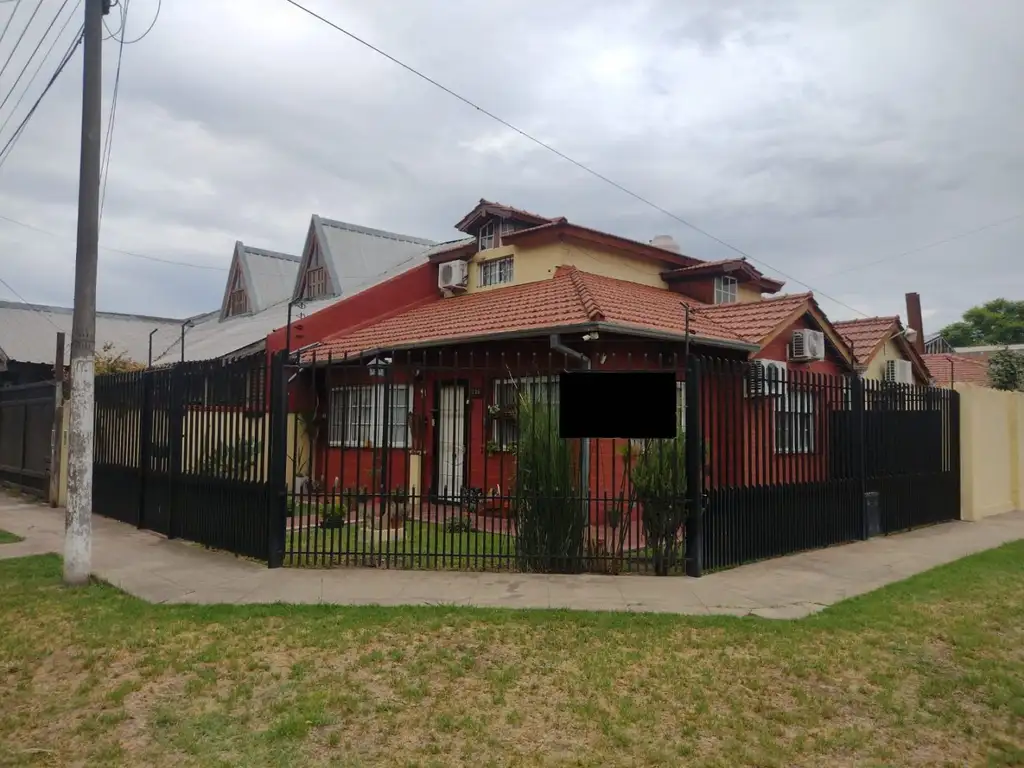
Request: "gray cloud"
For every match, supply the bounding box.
[0,0,1021,334]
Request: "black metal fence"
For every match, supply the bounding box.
[283,347,692,574]
[94,354,285,561]
[696,357,960,571]
[0,381,56,494]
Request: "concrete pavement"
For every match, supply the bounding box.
[2,492,1022,618]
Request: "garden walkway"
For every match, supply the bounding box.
[2,493,1022,619]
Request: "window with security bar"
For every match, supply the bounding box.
[479,256,514,288]
[490,376,559,449]
[775,389,815,453]
[329,384,412,448]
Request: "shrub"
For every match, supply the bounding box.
[631,435,687,576]
[198,438,262,477]
[513,393,586,573]
[444,516,474,534]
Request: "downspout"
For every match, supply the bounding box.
[549,335,590,517]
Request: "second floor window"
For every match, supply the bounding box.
[478,220,496,250]
[479,256,514,288]
[304,266,327,299]
[714,275,738,304]
[226,289,248,316]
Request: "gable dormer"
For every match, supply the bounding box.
[454,199,553,253]
[218,242,253,321]
[661,259,784,305]
[298,240,332,300]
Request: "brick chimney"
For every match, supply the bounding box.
[905,292,925,354]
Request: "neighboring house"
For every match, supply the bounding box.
[154,220,437,365]
[952,342,1024,363]
[922,353,991,388]
[0,300,181,386]
[833,316,931,386]
[924,332,955,355]
[286,199,859,503]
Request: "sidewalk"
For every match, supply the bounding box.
[2,493,1022,618]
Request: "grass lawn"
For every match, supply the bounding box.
[0,528,22,544]
[286,520,516,569]
[1,548,1023,767]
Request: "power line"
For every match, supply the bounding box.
[0,0,44,83]
[0,272,62,331]
[816,210,1024,280]
[0,25,82,170]
[0,0,73,121]
[106,0,158,44]
[282,0,876,320]
[99,0,128,222]
[0,0,24,52]
[0,0,80,144]
[0,212,229,270]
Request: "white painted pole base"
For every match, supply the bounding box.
[64,356,94,586]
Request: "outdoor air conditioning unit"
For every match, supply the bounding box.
[789,329,825,362]
[746,359,788,397]
[884,359,914,385]
[438,260,469,293]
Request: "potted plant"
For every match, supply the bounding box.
[321,501,347,530]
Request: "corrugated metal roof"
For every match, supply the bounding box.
[239,244,300,314]
[0,301,182,366]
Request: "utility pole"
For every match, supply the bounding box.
[65,0,110,586]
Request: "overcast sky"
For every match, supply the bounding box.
[0,0,1020,333]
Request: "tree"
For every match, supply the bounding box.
[987,349,1024,391]
[94,342,145,375]
[939,299,1024,347]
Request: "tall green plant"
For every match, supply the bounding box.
[631,435,687,575]
[513,393,586,573]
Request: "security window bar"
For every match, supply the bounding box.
[479,256,514,288]
[775,389,815,454]
[329,384,412,448]
[491,376,560,448]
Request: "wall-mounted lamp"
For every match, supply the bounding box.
[582,332,599,342]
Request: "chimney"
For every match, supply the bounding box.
[905,292,925,354]
[651,235,680,253]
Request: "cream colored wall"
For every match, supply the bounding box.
[955,383,1024,521]
[464,240,667,294]
[737,285,762,303]
[862,337,903,381]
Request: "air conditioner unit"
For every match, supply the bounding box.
[746,359,788,397]
[438,260,469,293]
[789,329,825,362]
[884,359,914,385]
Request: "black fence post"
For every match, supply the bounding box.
[137,371,153,529]
[851,375,874,540]
[684,355,704,577]
[167,365,185,540]
[267,350,288,568]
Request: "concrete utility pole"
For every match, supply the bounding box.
[65,0,109,586]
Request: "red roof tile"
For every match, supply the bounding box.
[698,293,813,342]
[922,353,991,387]
[833,317,899,365]
[311,268,766,358]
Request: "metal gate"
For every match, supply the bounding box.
[0,381,57,495]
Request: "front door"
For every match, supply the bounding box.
[437,384,466,500]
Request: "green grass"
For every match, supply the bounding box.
[0,528,22,544]
[286,520,517,569]
[1,544,1024,766]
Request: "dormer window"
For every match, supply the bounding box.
[714,275,738,304]
[225,266,249,317]
[479,220,496,250]
[304,266,327,299]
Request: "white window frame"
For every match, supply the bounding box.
[478,219,496,250]
[491,376,560,449]
[479,255,514,288]
[775,389,815,454]
[714,275,738,304]
[329,384,412,449]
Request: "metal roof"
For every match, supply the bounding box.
[217,242,300,320]
[0,300,182,366]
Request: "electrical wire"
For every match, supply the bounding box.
[0,0,23,52]
[816,210,1024,279]
[0,273,62,331]
[0,0,73,120]
[106,0,158,44]
[0,0,80,143]
[99,0,128,223]
[0,212,229,270]
[282,0,879,321]
[0,0,43,83]
[0,25,81,171]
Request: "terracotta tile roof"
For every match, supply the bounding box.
[922,353,991,387]
[833,316,899,365]
[698,293,813,342]
[311,267,766,359]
